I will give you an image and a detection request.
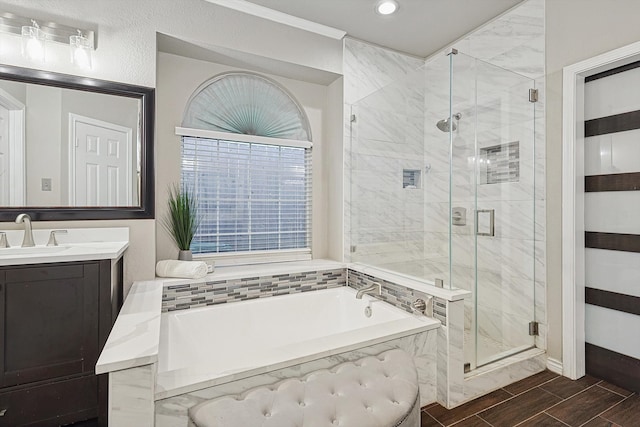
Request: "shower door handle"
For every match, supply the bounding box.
[476,209,495,237]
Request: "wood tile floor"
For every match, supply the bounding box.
[421,371,640,427]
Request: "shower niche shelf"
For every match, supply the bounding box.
[403,169,421,189]
[480,141,520,184]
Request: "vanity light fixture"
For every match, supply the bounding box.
[21,20,46,62]
[70,30,93,69]
[0,12,95,65]
[375,0,399,15]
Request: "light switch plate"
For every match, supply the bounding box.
[41,178,52,191]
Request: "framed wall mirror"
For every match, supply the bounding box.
[0,64,154,221]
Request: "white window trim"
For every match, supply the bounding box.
[177,127,313,266]
[176,127,313,149]
[194,248,312,267]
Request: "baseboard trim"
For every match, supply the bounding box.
[586,343,640,393]
[547,357,563,375]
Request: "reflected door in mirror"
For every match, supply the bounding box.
[70,115,133,206]
[0,105,9,206]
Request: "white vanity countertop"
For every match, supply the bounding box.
[96,279,164,375]
[0,227,129,266]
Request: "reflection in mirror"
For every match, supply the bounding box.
[0,80,140,207]
[0,65,154,221]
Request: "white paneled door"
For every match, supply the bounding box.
[70,114,132,206]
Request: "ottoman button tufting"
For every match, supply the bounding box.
[187,349,420,427]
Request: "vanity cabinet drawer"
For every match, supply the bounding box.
[0,374,97,427]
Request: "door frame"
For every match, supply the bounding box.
[68,113,133,206]
[0,89,25,206]
[562,40,640,380]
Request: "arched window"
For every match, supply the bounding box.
[182,72,311,141]
[177,72,312,259]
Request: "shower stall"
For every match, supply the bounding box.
[348,50,538,372]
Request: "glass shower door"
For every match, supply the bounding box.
[451,53,537,369]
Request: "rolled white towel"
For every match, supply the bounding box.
[156,260,208,279]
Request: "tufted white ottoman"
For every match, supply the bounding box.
[188,349,420,427]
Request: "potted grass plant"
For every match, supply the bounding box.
[163,184,200,261]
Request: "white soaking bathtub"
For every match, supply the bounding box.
[155,286,439,398]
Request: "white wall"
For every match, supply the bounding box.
[324,77,344,261]
[26,85,61,206]
[0,0,343,295]
[545,0,640,362]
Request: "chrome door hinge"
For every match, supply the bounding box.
[529,88,539,103]
[350,114,357,123]
[529,321,539,336]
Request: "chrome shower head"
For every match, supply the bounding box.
[436,113,462,132]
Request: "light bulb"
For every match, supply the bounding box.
[376,0,399,15]
[21,23,46,62]
[70,32,93,69]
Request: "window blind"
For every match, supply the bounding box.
[181,136,312,254]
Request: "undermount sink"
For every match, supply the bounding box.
[0,246,69,256]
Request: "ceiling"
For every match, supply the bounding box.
[242,0,525,58]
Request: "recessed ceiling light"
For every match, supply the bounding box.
[376,0,399,15]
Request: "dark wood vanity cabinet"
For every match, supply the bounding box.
[0,259,123,427]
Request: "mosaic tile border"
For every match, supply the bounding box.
[162,269,346,312]
[347,269,447,325]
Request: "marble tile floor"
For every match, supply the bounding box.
[421,370,639,427]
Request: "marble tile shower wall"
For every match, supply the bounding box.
[344,0,547,358]
[349,80,427,278]
[343,37,425,272]
[161,269,345,312]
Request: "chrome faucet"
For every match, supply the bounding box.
[356,282,382,299]
[15,213,35,247]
